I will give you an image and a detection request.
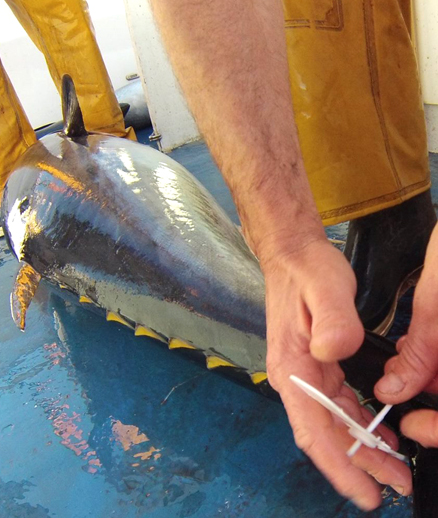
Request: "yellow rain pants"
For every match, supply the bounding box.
[0,60,36,194]
[284,0,430,225]
[1,0,134,194]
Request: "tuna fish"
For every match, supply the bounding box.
[2,75,268,386]
[1,75,437,517]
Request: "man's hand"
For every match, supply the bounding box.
[264,237,412,510]
[375,223,438,446]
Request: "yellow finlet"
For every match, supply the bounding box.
[135,325,167,343]
[106,311,133,328]
[79,295,93,304]
[206,356,236,369]
[59,284,68,289]
[168,338,196,350]
[251,372,268,384]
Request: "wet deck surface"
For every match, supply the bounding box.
[1,127,437,518]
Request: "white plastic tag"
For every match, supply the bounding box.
[289,375,407,462]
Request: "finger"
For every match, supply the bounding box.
[375,228,438,403]
[401,410,438,448]
[305,261,364,362]
[333,392,399,466]
[381,356,438,396]
[349,441,412,496]
[273,358,407,509]
[280,387,383,511]
[322,384,399,450]
[271,359,381,509]
[383,355,438,393]
[333,393,407,490]
[396,335,407,354]
[375,332,438,404]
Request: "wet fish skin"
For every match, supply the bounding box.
[1,129,267,376]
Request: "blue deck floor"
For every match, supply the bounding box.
[1,127,437,517]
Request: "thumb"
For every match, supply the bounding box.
[376,227,438,403]
[401,410,438,448]
[307,274,364,363]
[374,331,438,404]
[375,271,438,403]
[376,225,438,403]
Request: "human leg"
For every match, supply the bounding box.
[0,58,36,195]
[5,0,134,138]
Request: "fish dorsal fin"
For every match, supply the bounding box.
[10,262,41,331]
[62,74,87,138]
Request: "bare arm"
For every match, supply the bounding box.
[150,0,322,259]
[150,0,412,508]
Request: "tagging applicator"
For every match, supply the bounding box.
[289,375,407,462]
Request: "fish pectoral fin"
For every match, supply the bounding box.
[10,262,41,331]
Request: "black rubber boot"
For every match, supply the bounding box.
[344,190,437,335]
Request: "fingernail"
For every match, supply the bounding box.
[392,485,406,496]
[377,372,405,395]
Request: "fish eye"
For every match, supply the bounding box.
[19,197,30,214]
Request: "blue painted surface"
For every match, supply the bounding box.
[1,134,437,517]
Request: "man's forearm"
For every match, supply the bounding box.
[149,0,325,265]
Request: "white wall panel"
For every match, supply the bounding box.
[414,1,438,151]
[414,1,438,105]
[124,0,200,152]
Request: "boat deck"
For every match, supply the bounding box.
[1,128,437,518]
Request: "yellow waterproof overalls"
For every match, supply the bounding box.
[284,0,430,225]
